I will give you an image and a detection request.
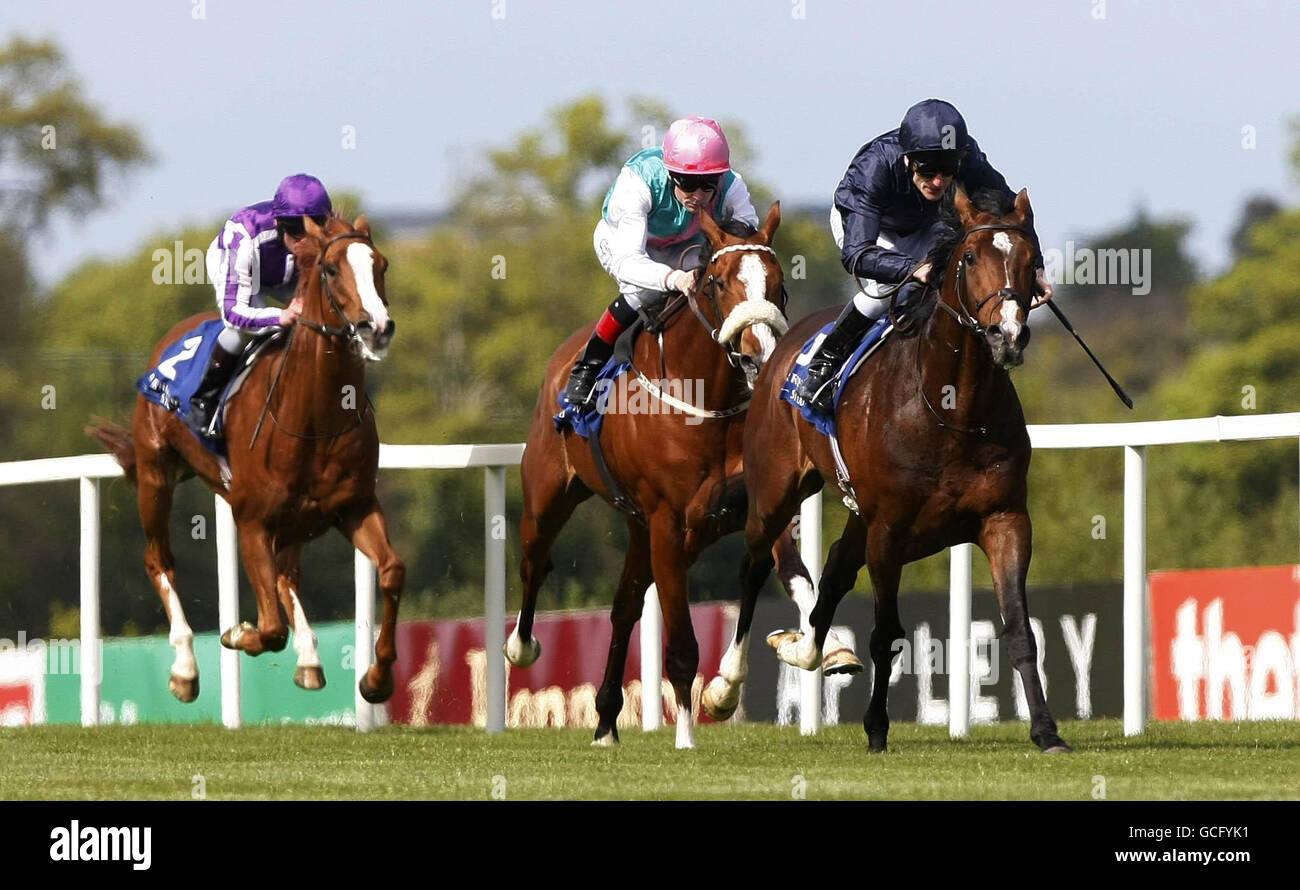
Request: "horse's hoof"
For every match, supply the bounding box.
[503,630,541,668]
[822,647,864,676]
[358,670,394,704]
[766,629,821,671]
[701,678,738,722]
[867,729,889,753]
[169,673,199,703]
[592,729,619,747]
[220,621,256,650]
[1041,740,1073,755]
[294,666,326,691]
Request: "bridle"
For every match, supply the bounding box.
[688,243,789,371]
[294,232,379,342]
[248,230,380,447]
[917,222,1036,437]
[628,241,789,420]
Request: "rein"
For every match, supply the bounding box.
[631,242,788,421]
[248,231,377,448]
[917,222,1035,437]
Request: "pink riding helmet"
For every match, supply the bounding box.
[662,116,731,175]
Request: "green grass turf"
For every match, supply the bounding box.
[2,720,1297,800]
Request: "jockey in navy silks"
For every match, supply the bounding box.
[794,99,1052,412]
[562,116,760,412]
[186,173,332,435]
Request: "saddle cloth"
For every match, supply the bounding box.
[779,316,893,437]
[136,319,285,455]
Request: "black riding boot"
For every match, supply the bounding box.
[794,302,874,413]
[186,343,238,436]
[563,295,640,413]
[563,336,615,413]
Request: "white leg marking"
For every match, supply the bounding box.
[504,611,542,666]
[704,634,749,716]
[162,576,197,681]
[288,589,320,669]
[674,703,695,749]
[788,576,851,653]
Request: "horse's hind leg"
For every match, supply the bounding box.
[507,455,590,667]
[592,520,652,746]
[772,522,863,675]
[274,544,325,690]
[341,498,405,704]
[980,510,1070,753]
[138,452,198,702]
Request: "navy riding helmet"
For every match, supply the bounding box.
[898,99,969,166]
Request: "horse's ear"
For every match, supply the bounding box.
[303,215,327,242]
[953,186,977,227]
[758,201,781,244]
[1013,188,1032,223]
[698,209,725,249]
[353,214,371,238]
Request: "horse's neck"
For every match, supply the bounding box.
[282,290,366,429]
[918,292,1004,425]
[651,307,744,410]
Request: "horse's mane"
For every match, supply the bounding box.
[923,188,1015,292]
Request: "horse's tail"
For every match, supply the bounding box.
[85,417,137,487]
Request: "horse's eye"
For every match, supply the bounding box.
[964,251,976,265]
[324,263,338,276]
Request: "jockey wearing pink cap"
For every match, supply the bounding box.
[563,116,759,412]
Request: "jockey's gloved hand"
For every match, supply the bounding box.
[1032,268,1053,308]
[669,269,698,294]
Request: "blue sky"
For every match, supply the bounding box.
[8,0,1300,285]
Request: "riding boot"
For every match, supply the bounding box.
[186,343,239,436]
[563,295,640,412]
[795,301,874,413]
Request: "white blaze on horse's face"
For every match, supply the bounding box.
[736,253,777,387]
[345,242,392,361]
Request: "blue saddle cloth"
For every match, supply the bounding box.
[136,319,232,455]
[778,317,892,437]
[553,359,631,439]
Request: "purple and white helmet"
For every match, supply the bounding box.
[272,173,332,219]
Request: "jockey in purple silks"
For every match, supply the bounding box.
[187,173,332,435]
[562,116,759,412]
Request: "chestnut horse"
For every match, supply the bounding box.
[87,215,405,706]
[508,204,862,749]
[727,188,1071,753]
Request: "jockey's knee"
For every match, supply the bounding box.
[623,288,664,315]
[217,325,250,353]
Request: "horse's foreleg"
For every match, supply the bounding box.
[979,510,1070,753]
[274,544,324,690]
[341,498,405,704]
[702,507,782,721]
[863,524,903,753]
[592,521,652,746]
[649,511,699,750]
[138,461,198,702]
[773,521,863,676]
[221,523,287,656]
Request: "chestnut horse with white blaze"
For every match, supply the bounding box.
[508,204,862,750]
[88,215,405,705]
[730,188,1071,753]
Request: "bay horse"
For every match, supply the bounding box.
[509,203,862,749]
[87,214,405,706]
[727,187,1071,753]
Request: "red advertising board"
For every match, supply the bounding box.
[390,603,736,727]
[1150,565,1300,721]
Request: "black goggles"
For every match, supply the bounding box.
[670,173,720,193]
[911,154,963,178]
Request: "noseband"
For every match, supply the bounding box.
[938,223,1034,337]
[689,243,789,370]
[295,232,376,341]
